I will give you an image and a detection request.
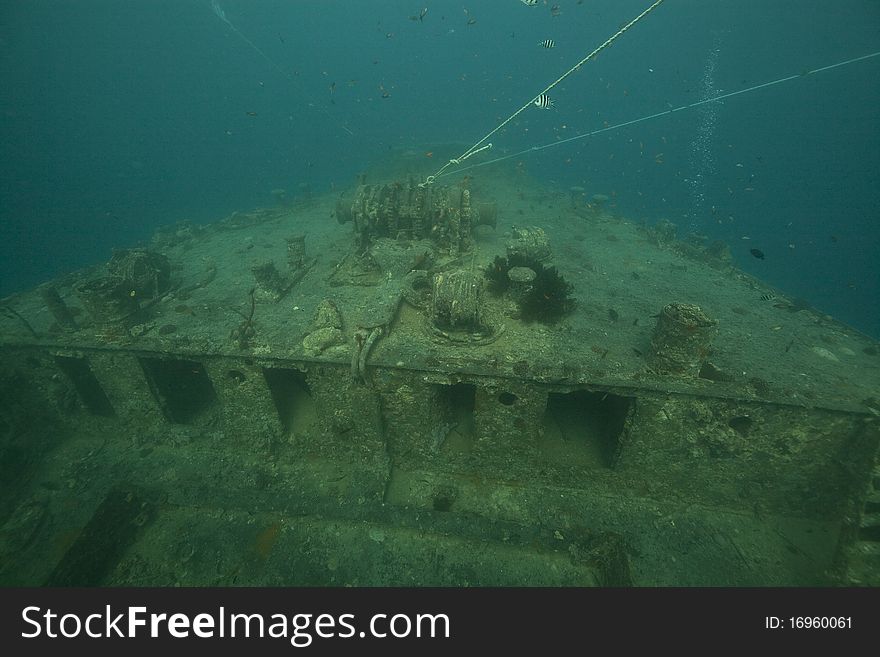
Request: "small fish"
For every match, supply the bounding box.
[424,151,433,158]
[534,93,554,109]
[409,250,432,272]
[521,0,539,5]
[759,293,775,301]
[539,39,555,49]
[749,248,765,259]
[551,4,562,17]
[246,111,258,117]
[420,7,428,21]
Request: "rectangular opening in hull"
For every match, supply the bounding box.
[262,367,317,436]
[53,355,115,417]
[138,357,216,424]
[432,382,476,452]
[542,390,632,469]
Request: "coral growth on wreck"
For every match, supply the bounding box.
[484,254,574,324]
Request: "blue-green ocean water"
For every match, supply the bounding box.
[1,0,878,336]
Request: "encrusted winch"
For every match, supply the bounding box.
[335,179,496,255]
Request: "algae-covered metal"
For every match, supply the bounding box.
[1,174,878,586]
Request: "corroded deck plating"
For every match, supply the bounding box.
[1,171,878,586]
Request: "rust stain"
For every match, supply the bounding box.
[254,521,281,561]
[52,527,83,561]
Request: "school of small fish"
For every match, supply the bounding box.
[229,0,571,128]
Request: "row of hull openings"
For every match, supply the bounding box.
[52,355,631,468]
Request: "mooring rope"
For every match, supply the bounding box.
[420,0,666,187]
[432,50,880,178]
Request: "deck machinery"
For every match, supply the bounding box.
[1,174,878,586]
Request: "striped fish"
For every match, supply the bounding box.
[539,38,555,49]
[521,0,539,5]
[534,93,554,109]
[759,293,776,301]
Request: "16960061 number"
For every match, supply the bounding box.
[790,617,851,629]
